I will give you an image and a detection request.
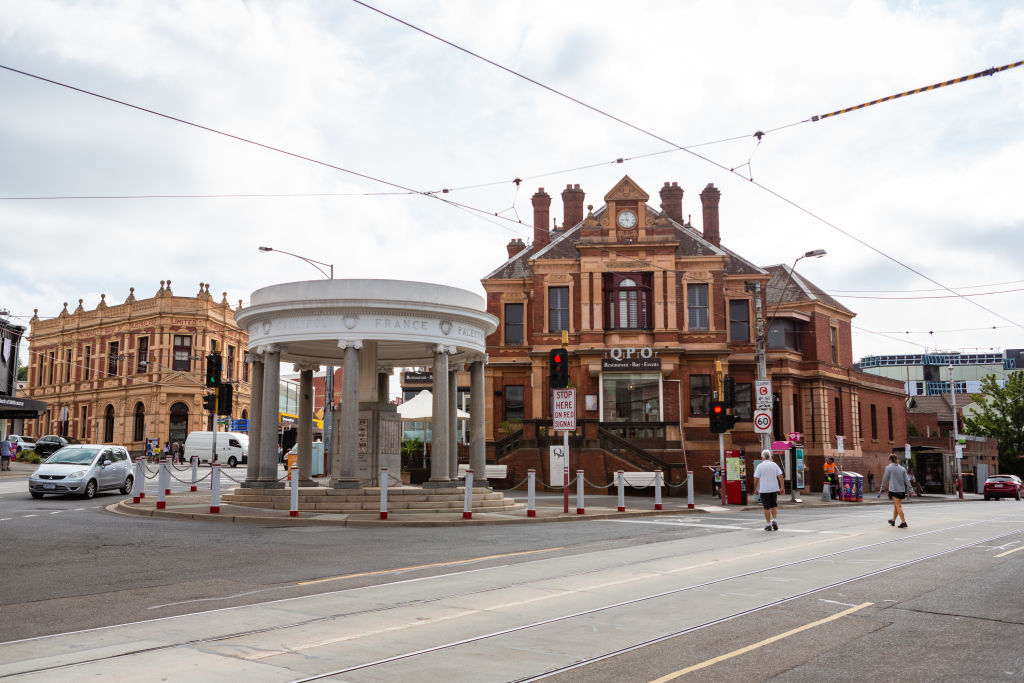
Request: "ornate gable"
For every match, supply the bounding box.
[603,175,649,202]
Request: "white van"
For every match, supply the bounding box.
[184,431,249,467]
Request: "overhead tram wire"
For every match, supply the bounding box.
[350,2,1024,330]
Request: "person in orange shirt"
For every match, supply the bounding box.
[823,457,838,499]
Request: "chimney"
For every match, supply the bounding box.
[659,181,684,223]
[699,183,721,245]
[532,188,552,249]
[506,238,526,259]
[561,183,585,229]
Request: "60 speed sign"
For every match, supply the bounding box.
[753,410,773,434]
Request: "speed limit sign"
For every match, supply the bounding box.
[753,410,773,434]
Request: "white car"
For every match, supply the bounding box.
[28,444,133,499]
[7,434,36,454]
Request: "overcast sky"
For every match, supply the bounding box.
[2,0,1022,367]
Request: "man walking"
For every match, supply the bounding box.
[880,454,913,528]
[0,435,12,471]
[754,449,785,531]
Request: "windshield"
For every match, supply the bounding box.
[44,448,101,465]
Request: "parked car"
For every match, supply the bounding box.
[7,435,36,454]
[28,444,133,499]
[983,474,1023,501]
[33,435,81,457]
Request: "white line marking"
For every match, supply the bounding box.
[819,599,860,607]
[22,514,37,517]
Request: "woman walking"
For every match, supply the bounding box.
[880,454,913,528]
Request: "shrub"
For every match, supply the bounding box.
[16,449,41,464]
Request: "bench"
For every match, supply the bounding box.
[457,464,508,480]
[620,472,661,488]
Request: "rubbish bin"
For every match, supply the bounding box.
[841,472,863,502]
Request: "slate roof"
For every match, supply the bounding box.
[763,264,853,314]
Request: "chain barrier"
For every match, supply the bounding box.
[167,469,211,485]
[583,476,615,489]
[219,470,247,484]
[666,479,689,489]
[143,467,160,480]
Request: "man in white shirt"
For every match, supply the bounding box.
[753,449,785,531]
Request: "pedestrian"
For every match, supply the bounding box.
[823,457,838,500]
[712,467,722,497]
[0,435,13,471]
[753,449,785,531]
[171,440,181,464]
[880,454,913,528]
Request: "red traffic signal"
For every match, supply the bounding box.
[549,348,569,389]
[709,400,731,433]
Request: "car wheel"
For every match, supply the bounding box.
[120,475,134,495]
[31,491,44,499]
[82,479,97,499]
[228,456,237,468]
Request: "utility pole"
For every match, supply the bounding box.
[750,281,771,455]
[949,365,964,499]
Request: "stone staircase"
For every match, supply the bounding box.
[221,485,525,514]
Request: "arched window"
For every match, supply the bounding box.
[104,404,115,443]
[133,402,146,442]
[603,273,652,329]
[169,401,189,445]
[241,409,248,421]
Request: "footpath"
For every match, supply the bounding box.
[2,460,984,526]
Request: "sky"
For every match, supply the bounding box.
[2,0,1022,368]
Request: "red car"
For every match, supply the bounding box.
[983,474,1023,501]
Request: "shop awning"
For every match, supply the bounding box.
[0,395,48,419]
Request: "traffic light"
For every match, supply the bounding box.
[217,383,233,416]
[722,375,736,408]
[206,354,222,387]
[709,400,730,433]
[202,391,217,412]
[549,348,569,389]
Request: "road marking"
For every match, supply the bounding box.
[22,514,37,517]
[994,545,1024,558]
[648,602,873,681]
[298,547,565,586]
[819,598,860,607]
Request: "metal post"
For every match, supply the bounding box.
[156,460,167,510]
[132,458,144,504]
[290,464,299,517]
[719,433,726,504]
[616,470,625,512]
[563,430,570,514]
[190,456,198,492]
[752,281,771,455]
[210,463,221,513]
[950,365,963,499]
[463,470,473,519]
[576,469,585,514]
[527,469,536,517]
[379,466,388,520]
[687,470,695,509]
[324,367,334,476]
[654,469,663,510]
[163,457,171,496]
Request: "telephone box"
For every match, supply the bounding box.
[724,450,747,505]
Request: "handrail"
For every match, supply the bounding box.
[597,426,672,473]
[494,429,523,460]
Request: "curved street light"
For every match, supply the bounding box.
[258,246,334,280]
[767,249,827,330]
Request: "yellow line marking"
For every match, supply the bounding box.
[649,602,874,682]
[298,547,564,585]
[994,545,1024,558]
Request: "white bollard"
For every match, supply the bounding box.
[654,469,663,510]
[527,469,536,517]
[132,458,145,503]
[190,456,199,492]
[379,467,388,520]
[617,470,625,512]
[290,464,299,517]
[162,458,171,496]
[156,460,168,510]
[463,470,473,519]
[687,470,695,509]
[576,469,585,515]
[210,464,221,513]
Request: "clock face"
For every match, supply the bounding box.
[617,210,637,229]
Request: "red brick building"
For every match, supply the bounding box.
[481,176,906,493]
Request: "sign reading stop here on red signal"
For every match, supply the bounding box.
[552,388,576,431]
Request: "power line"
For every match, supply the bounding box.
[833,286,1024,300]
[829,279,1024,294]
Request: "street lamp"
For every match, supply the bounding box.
[258,246,336,472]
[767,249,827,330]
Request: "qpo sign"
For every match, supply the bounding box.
[609,347,655,361]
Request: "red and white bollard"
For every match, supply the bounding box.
[616,470,625,512]
[687,470,695,509]
[132,458,145,504]
[290,464,299,517]
[190,456,199,492]
[463,470,474,519]
[576,469,585,515]
[210,463,221,514]
[379,467,388,520]
[156,460,168,509]
[162,458,171,496]
[527,469,536,517]
[654,469,663,510]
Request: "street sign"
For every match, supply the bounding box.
[552,388,576,431]
[837,435,844,453]
[755,380,772,409]
[955,444,964,459]
[788,431,802,443]
[549,445,567,487]
[753,410,773,434]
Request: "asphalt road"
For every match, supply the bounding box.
[1,484,1022,681]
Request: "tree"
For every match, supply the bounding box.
[961,371,1024,476]
[17,364,27,382]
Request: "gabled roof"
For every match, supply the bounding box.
[908,393,977,419]
[763,264,852,314]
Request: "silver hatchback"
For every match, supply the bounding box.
[29,445,134,499]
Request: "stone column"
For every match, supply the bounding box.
[242,351,263,487]
[448,367,458,482]
[258,345,284,488]
[470,358,486,487]
[427,345,451,485]
[332,341,362,488]
[296,363,317,487]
